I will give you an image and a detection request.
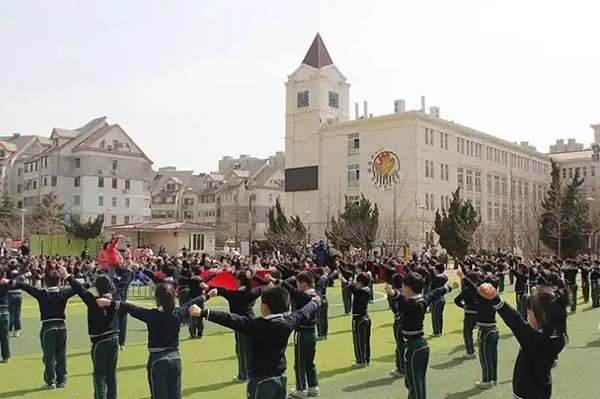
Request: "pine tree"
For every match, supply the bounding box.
[65,214,105,244]
[326,194,380,252]
[0,192,20,239]
[434,188,480,259]
[264,199,307,257]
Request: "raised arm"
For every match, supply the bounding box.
[285,300,319,330]
[423,284,452,304]
[108,300,153,323]
[12,280,44,300]
[174,292,212,321]
[143,268,162,284]
[202,309,253,333]
[453,290,465,308]
[66,275,96,307]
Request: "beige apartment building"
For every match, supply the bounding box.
[285,34,553,253]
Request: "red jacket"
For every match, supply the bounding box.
[98,235,124,269]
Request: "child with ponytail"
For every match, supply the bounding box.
[477,281,568,399]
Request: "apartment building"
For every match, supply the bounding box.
[12,117,153,225]
[284,33,552,251]
[1,134,52,196]
[150,167,196,221]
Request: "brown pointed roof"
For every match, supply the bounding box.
[302,33,333,69]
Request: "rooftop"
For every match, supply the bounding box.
[301,33,333,69]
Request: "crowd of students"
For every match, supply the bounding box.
[0,243,595,399]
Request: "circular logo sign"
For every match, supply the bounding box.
[367,149,401,190]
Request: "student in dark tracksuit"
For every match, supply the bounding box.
[454,270,480,359]
[339,273,372,368]
[563,265,578,312]
[495,261,507,292]
[385,272,454,399]
[97,282,212,399]
[469,273,500,389]
[591,264,600,308]
[388,273,405,378]
[528,267,539,294]
[579,264,590,303]
[8,269,78,389]
[314,267,332,340]
[176,264,191,326]
[185,266,216,339]
[63,266,133,399]
[0,267,13,363]
[113,267,134,351]
[428,263,448,336]
[338,264,353,315]
[207,270,268,383]
[478,282,568,399]
[511,264,529,319]
[269,272,320,398]
[7,266,26,338]
[200,285,320,399]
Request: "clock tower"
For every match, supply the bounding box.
[284,33,350,227]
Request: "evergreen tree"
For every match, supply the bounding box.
[326,194,380,253]
[30,193,66,236]
[434,188,480,259]
[65,214,104,244]
[264,199,307,257]
[539,159,587,257]
[0,192,20,239]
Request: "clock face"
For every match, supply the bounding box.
[297,91,309,108]
[328,91,339,109]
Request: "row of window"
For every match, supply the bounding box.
[24,158,49,173]
[562,165,596,179]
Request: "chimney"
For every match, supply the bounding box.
[394,100,406,114]
[12,133,20,138]
[355,103,359,120]
[429,106,440,118]
[592,125,600,146]
[420,96,426,112]
[363,101,368,120]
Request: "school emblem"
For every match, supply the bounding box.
[367,149,401,190]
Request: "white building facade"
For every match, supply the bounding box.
[285,34,553,253]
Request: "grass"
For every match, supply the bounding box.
[1,281,599,399]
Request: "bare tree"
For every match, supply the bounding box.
[515,201,546,258]
[379,181,419,256]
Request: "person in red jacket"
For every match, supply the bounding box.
[98,235,124,279]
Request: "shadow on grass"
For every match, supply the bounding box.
[328,329,352,337]
[371,353,395,363]
[0,387,45,398]
[582,306,597,312]
[442,387,485,399]
[431,356,471,370]
[376,322,393,330]
[181,380,238,395]
[195,355,237,363]
[342,376,397,392]
[447,345,464,355]
[70,363,147,378]
[319,366,355,380]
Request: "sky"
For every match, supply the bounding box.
[1,1,599,172]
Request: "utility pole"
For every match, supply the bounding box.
[246,178,255,256]
[234,194,239,250]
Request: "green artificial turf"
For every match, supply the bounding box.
[1,280,599,399]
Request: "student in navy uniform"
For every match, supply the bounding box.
[204,269,269,383]
[96,282,213,399]
[7,261,26,338]
[6,268,78,389]
[385,272,455,399]
[388,273,405,378]
[579,263,590,303]
[186,266,215,339]
[61,265,133,399]
[453,269,480,359]
[460,270,500,389]
[197,285,320,399]
[511,263,529,319]
[478,281,568,399]
[0,266,13,363]
[528,266,539,294]
[338,272,372,368]
[314,267,332,340]
[338,262,353,315]
[428,263,448,337]
[495,260,507,292]
[266,271,320,398]
[113,266,134,351]
[563,263,578,312]
[590,262,600,308]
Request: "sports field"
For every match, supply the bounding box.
[1,280,599,399]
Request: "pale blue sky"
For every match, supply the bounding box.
[2,1,599,172]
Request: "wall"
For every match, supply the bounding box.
[29,235,104,256]
[132,231,216,255]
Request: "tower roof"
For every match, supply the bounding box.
[301,33,333,69]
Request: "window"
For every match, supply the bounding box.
[125,179,131,190]
[125,198,130,207]
[583,166,588,177]
[347,133,360,155]
[124,216,130,224]
[74,177,80,187]
[268,193,273,204]
[457,167,464,189]
[0,150,4,158]
[487,200,493,221]
[42,157,48,168]
[475,171,481,192]
[466,170,473,191]
[52,138,59,147]
[190,233,205,251]
[51,176,57,186]
[112,160,118,170]
[17,184,22,193]
[74,158,81,168]
[425,193,430,210]
[425,129,429,145]
[98,196,104,206]
[328,91,339,109]
[524,182,529,200]
[74,195,80,206]
[42,176,48,186]
[440,132,448,150]
[568,167,573,178]
[249,193,256,201]
[112,178,117,189]
[475,198,481,216]
[425,161,430,178]
[297,91,309,108]
[501,177,507,196]
[593,165,596,177]
[502,202,508,218]
[112,140,118,149]
[347,164,360,186]
[425,160,434,178]
[440,163,449,181]
[98,177,104,187]
[112,197,117,207]
[494,175,500,195]
[99,140,105,149]
[111,215,117,225]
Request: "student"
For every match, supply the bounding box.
[61,266,133,399]
[0,266,12,363]
[195,285,320,399]
[428,263,448,336]
[338,263,353,315]
[314,267,332,340]
[96,283,213,399]
[563,263,578,312]
[591,262,600,308]
[114,266,134,351]
[6,269,77,388]
[453,270,480,359]
[204,269,268,383]
[339,272,372,368]
[579,263,590,303]
[385,272,456,399]
[186,266,215,339]
[477,282,568,399]
[495,260,507,292]
[388,273,405,378]
[7,262,26,338]
[511,263,529,319]
[266,271,320,398]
